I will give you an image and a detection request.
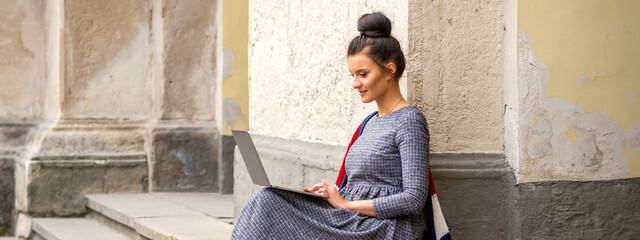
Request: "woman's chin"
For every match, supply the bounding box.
[360,97,374,103]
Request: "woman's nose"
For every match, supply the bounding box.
[352,78,361,89]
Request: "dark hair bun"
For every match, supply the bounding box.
[357,12,392,38]
[348,11,405,81]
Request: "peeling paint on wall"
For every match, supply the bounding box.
[575,74,585,88]
[223,97,244,128]
[622,146,640,177]
[220,0,249,135]
[518,1,640,182]
[562,128,579,143]
[519,0,640,132]
[518,30,640,182]
[222,48,235,79]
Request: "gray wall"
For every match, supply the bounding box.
[514,178,640,239]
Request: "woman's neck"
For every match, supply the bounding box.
[375,84,408,117]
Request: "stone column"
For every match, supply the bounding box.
[14,0,150,217]
[406,1,514,239]
[147,0,220,192]
[0,0,46,235]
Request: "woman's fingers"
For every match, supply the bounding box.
[302,186,323,195]
[304,179,334,194]
[310,181,330,191]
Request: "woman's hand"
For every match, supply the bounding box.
[302,179,331,195]
[302,179,349,209]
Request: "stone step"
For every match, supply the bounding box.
[86,192,235,240]
[32,218,130,240]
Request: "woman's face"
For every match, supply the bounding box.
[347,53,391,103]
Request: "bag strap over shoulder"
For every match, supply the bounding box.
[335,110,378,189]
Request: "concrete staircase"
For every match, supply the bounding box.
[30,192,235,240]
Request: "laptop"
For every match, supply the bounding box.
[231,130,329,199]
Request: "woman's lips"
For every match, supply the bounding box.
[359,90,367,96]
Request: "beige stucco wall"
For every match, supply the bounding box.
[248,0,408,145]
[407,0,506,153]
[0,0,45,121]
[517,0,640,182]
[61,0,150,120]
[158,0,217,121]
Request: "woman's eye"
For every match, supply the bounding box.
[349,73,354,77]
[359,73,367,77]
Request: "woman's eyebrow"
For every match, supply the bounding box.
[348,67,368,74]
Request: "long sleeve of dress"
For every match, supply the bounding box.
[372,111,430,219]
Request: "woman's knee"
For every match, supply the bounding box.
[256,187,274,196]
[249,188,276,202]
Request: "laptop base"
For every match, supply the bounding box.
[268,185,329,199]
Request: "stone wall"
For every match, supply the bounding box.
[0,0,46,235]
[61,0,150,119]
[514,178,640,239]
[0,153,15,235]
[407,0,505,153]
[149,0,220,192]
[0,0,230,235]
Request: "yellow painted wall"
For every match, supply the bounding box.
[519,0,640,179]
[519,0,639,131]
[221,0,249,135]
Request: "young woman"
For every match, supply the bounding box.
[231,12,430,240]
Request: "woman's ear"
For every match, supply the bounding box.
[385,62,396,81]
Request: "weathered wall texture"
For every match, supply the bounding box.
[0,0,45,235]
[0,153,14,235]
[148,0,220,192]
[217,0,250,194]
[517,0,640,182]
[62,0,150,119]
[150,127,219,191]
[514,178,640,239]
[248,0,408,145]
[14,124,149,216]
[220,0,249,134]
[3,0,225,223]
[0,0,45,120]
[0,0,229,235]
[407,0,505,153]
[160,0,216,120]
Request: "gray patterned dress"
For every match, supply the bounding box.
[231,105,430,239]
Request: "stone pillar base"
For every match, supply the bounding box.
[14,120,148,216]
[148,121,222,192]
